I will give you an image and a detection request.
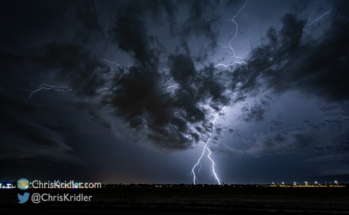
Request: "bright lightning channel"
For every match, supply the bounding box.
[19,84,109,101]
[215,1,248,68]
[306,10,331,27]
[191,107,226,185]
[164,77,179,90]
[101,59,121,67]
[165,77,172,85]
[166,84,178,89]
[190,1,249,185]
[18,84,71,101]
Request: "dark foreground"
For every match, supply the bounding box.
[1,186,348,214]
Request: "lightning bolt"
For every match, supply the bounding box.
[164,77,179,90]
[306,10,331,27]
[101,59,121,67]
[18,84,110,101]
[164,77,172,85]
[191,2,249,185]
[191,107,226,185]
[17,84,72,101]
[166,84,178,89]
[191,142,207,184]
[215,1,248,68]
[20,60,163,101]
[190,1,249,185]
[194,4,329,185]
[207,147,220,184]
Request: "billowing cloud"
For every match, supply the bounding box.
[247,120,349,156]
[229,2,349,105]
[0,87,72,160]
[1,0,349,185]
[240,97,272,122]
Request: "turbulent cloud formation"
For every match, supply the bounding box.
[32,42,110,96]
[180,0,221,42]
[0,87,72,160]
[230,2,349,104]
[1,39,110,96]
[104,3,232,150]
[105,54,229,149]
[1,0,349,183]
[240,97,272,122]
[247,120,349,156]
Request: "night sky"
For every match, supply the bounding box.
[1,0,348,185]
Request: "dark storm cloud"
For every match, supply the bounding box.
[225,0,240,7]
[169,54,229,107]
[1,0,232,154]
[211,1,349,161]
[70,0,105,42]
[87,109,111,129]
[247,120,349,157]
[72,1,100,31]
[0,1,115,163]
[0,36,110,161]
[290,0,310,13]
[0,1,65,42]
[180,0,221,42]
[0,38,110,96]
[106,66,193,150]
[111,5,157,66]
[0,36,26,75]
[105,55,230,150]
[1,0,347,167]
[31,42,110,96]
[107,4,192,149]
[141,0,178,34]
[209,142,240,156]
[104,2,232,150]
[240,97,271,122]
[230,1,349,106]
[306,154,349,162]
[311,141,349,155]
[0,87,72,160]
[0,0,109,46]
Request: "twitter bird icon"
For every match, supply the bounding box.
[18,192,30,204]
